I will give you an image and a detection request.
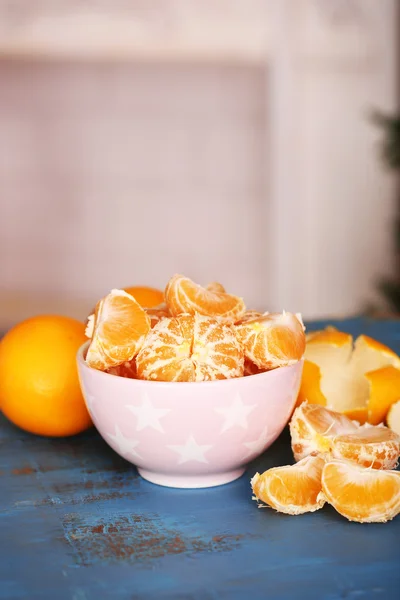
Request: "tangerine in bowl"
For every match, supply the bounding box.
[79,276,306,488]
[77,342,303,488]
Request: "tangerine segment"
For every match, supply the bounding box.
[330,425,400,470]
[251,455,325,515]
[86,289,151,371]
[86,303,167,338]
[320,460,400,523]
[145,304,170,328]
[290,403,358,462]
[136,314,244,382]
[236,312,306,370]
[192,313,244,381]
[206,281,226,293]
[123,286,164,308]
[136,315,194,382]
[387,400,400,436]
[165,274,245,322]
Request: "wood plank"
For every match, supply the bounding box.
[1,318,399,599]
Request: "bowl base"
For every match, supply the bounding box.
[137,467,246,489]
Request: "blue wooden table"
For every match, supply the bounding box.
[1,318,399,600]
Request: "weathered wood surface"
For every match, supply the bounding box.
[1,319,399,599]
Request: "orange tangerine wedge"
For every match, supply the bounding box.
[298,327,400,424]
[330,425,400,470]
[136,313,244,382]
[319,460,400,523]
[165,274,245,322]
[290,403,359,462]
[86,289,151,371]
[251,455,325,515]
[123,286,164,308]
[236,312,306,370]
[387,400,400,436]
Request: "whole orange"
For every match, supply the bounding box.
[0,315,92,437]
[123,286,164,308]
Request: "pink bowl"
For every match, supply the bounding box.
[77,342,303,489]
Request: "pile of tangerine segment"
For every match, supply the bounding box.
[85,274,306,381]
[251,403,400,523]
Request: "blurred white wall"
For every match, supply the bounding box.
[0,0,398,328]
[0,62,266,316]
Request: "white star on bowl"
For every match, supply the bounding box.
[107,425,141,459]
[168,435,212,464]
[242,425,270,459]
[125,393,170,433]
[215,394,256,433]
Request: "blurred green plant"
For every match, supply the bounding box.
[373,111,400,314]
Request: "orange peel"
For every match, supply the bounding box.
[297,328,400,424]
[387,400,400,436]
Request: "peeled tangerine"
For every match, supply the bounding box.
[164,274,245,322]
[236,312,306,370]
[136,313,244,382]
[290,403,400,470]
[297,327,400,425]
[320,460,400,523]
[86,289,151,371]
[290,403,359,462]
[330,425,400,470]
[251,455,325,515]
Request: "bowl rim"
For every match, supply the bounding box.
[77,340,304,387]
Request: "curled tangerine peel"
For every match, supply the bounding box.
[165,274,245,322]
[86,289,151,371]
[319,460,400,523]
[300,328,400,423]
[236,312,306,370]
[387,400,400,436]
[136,313,244,382]
[366,366,400,425]
[296,360,327,408]
[251,455,325,515]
